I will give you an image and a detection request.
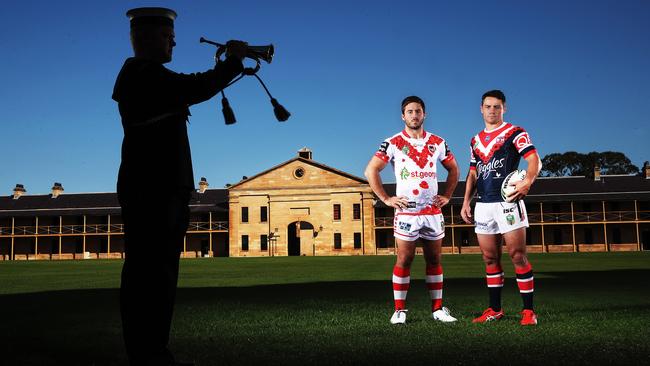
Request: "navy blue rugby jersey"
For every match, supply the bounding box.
[469,122,537,202]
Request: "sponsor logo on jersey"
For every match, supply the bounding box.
[503,207,515,214]
[398,221,412,231]
[410,171,437,179]
[475,158,505,179]
[400,167,409,180]
[378,141,389,154]
[406,201,417,209]
[506,214,515,225]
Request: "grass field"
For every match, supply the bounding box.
[1,252,649,365]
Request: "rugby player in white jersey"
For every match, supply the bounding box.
[365,96,460,324]
[460,90,542,326]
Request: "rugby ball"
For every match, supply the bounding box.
[501,169,527,202]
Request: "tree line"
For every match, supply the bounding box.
[540,151,642,177]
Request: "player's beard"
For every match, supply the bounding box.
[406,118,423,130]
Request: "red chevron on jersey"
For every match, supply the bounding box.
[468,122,537,203]
[390,133,443,169]
[471,123,522,164]
[374,130,453,215]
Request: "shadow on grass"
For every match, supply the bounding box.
[1,269,649,366]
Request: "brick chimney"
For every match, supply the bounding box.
[298,147,312,160]
[198,177,209,193]
[644,161,650,179]
[594,164,601,181]
[51,182,64,198]
[12,184,26,199]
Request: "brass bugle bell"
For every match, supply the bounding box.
[200,37,274,64]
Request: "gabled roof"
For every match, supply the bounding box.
[228,157,368,190]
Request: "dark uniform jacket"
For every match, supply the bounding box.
[112,56,243,194]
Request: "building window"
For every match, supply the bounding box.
[353,204,361,220]
[553,229,562,244]
[612,227,622,244]
[461,230,470,246]
[241,207,249,223]
[354,232,362,249]
[584,228,593,244]
[293,167,305,179]
[261,234,268,251]
[333,204,341,221]
[552,203,561,214]
[260,206,268,222]
[376,231,388,248]
[334,233,342,249]
[241,235,249,251]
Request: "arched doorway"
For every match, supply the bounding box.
[287,221,314,256]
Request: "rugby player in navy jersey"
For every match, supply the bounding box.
[460,90,542,326]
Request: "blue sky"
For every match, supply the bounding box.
[1,0,648,195]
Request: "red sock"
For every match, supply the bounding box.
[426,264,443,311]
[392,265,410,310]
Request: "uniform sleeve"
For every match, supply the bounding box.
[162,56,244,107]
[469,138,477,171]
[374,139,393,163]
[116,57,243,108]
[438,140,455,164]
[512,128,537,158]
[113,57,244,127]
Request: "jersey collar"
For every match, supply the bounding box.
[401,129,427,140]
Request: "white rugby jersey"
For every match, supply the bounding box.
[375,130,455,215]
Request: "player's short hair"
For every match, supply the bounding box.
[401,96,425,114]
[481,90,506,105]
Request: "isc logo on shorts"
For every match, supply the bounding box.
[398,222,412,231]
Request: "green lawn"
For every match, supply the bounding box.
[1,252,649,365]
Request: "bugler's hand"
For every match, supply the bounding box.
[225,40,248,61]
